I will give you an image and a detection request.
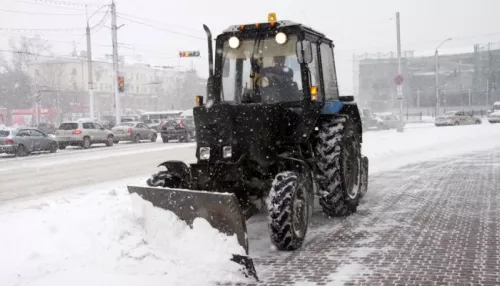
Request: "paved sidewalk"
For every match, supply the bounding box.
[223,150,500,286]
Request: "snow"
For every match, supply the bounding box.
[363,122,500,173]
[2,119,500,285]
[0,143,195,173]
[0,177,250,286]
[326,263,371,286]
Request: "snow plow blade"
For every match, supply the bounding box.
[127,186,258,281]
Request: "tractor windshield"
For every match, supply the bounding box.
[220,35,303,104]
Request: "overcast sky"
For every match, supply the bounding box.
[1,0,500,94]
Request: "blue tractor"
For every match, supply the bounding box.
[128,13,369,280]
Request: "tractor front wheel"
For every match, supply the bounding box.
[267,171,312,251]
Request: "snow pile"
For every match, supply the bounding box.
[363,123,500,173]
[0,182,249,286]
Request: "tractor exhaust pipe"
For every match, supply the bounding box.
[203,24,214,78]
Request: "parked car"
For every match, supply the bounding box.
[377,113,405,130]
[360,108,383,131]
[0,128,58,156]
[143,119,162,131]
[111,122,157,143]
[160,118,195,143]
[435,111,482,126]
[36,123,57,134]
[487,102,500,124]
[55,121,115,149]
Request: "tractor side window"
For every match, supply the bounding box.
[320,43,339,100]
[308,42,322,97]
[221,58,238,102]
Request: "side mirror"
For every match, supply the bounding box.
[296,40,313,64]
[222,60,230,78]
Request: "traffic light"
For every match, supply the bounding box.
[118,76,124,92]
[179,51,200,57]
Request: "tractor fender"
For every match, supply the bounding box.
[339,102,363,143]
[319,101,363,143]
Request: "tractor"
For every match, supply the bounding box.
[127,13,369,281]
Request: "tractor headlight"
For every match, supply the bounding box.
[223,146,232,158]
[199,147,211,160]
[229,36,240,49]
[275,32,287,44]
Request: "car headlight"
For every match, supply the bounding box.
[199,147,210,160]
[223,146,232,158]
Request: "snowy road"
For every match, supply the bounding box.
[1,122,500,286]
[0,141,196,202]
[237,149,500,285]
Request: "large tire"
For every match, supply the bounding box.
[267,171,311,251]
[314,117,362,217]
[359,156,369,198]
[162,137,169,143]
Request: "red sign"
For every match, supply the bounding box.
[394,74,404,85]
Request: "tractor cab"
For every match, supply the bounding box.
[199,13,340,107]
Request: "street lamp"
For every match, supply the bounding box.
[435,37,452,116]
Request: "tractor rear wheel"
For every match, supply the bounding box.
[314,117,362,217]
[267,171,312,251]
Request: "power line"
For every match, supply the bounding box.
[0,8,85,15]
[13,0,101,9]
[0,27,84,34]
[0,49,112,64]
[12,0,85,11]
[116,12,204,35]
[89,8,110,32]
[116,15,205,41]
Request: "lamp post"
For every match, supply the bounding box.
[435,38,452,116]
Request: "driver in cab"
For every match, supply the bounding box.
[258,56,299,102]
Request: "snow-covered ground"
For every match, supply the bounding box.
[0,178,250,286]
[364,122,500,173]
[1,122,500,286]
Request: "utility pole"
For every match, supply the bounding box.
[416,89,421,108]
[435,49,439,116]
[111,0,121,124]
[486,79,489,107]
[468,87,471,106]
[435,38,452,116]
[396,12,404,132]
[85,6,95,121]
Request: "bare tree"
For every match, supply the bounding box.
[8,35,51,72]
[0,35,51,124]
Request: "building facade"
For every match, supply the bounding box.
[28,52,205,123]
[357,44,500,112]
